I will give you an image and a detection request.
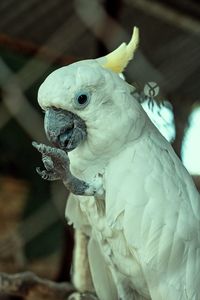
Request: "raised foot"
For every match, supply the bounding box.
[32,141,70,181]
[32,141,104,197]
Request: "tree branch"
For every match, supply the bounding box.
[0,272,74,300]
[0,272,98,300]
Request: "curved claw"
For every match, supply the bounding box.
[36,167,48,179]
[36,167,60,181]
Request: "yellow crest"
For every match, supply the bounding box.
[97,27,139,73]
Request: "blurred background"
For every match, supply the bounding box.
[0,0,199,298]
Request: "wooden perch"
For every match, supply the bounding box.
[0,271,74,300]
[0,272,98,300]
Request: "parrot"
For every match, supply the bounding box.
[32,27,200,300]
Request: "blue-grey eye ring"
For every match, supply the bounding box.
[74,92,90,109]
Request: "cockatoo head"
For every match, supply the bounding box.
[38,27,143,157]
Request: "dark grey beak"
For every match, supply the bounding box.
[44,108,87,152]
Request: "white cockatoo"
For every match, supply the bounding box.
[33,27,200,300]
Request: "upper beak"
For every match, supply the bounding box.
[44,108,87,152]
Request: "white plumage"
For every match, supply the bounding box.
[38,28,200,299]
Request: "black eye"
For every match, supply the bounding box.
[77,94,88,105]
[74,92,90,109]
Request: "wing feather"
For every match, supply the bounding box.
[105,129,200,299]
